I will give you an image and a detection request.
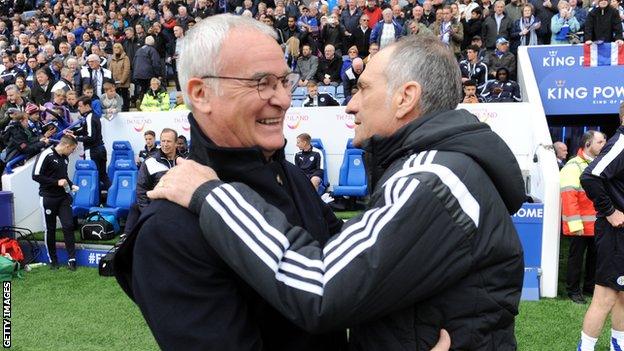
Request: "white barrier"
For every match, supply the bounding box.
[4,76,559,299]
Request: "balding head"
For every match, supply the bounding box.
[352,57,364,74]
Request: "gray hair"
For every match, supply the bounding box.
[144,35,155,46]
[4,84,18,94]
[385,36,462,116]
[61,67,73,79]
[177,14,276,101]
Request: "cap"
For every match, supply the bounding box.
[471,35,482,41]
[496,37,509,45]
[25,103,39,115]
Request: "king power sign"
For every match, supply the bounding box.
[528,46,624,115]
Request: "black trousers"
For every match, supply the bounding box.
[41,195,75,263]
[566,235,596,294]
[119,87,130,112]
[134,79,151,105]
[124,203,142,235]
[85,145,110,190]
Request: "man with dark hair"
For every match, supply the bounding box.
[481,67,521,102]
[138,130,159,164]
[148,33,525,350]
[176,135,189,158]
[560,131,606,304]
[32,134,78,271]
[578,103,624,351]
[459,44,488,94]
[461,79,483,103]
[70,96,110,189]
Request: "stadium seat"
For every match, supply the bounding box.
[310,138,330,195]
[318,85,336,96]
[107,141,136,180]
[293,87,307,99]
[91,159,137,220]
[291,99,304,107]
[169,91,179,107]
[332,139,368,197]
[71,160,99,217]
[336,85,345,98]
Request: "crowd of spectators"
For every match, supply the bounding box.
[0,0,621,171]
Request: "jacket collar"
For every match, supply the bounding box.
[187,112,286,177]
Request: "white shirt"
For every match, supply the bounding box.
[379,23,396,49]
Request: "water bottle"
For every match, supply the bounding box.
[64,183,71,193]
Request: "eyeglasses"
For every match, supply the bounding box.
[201,72,300,100]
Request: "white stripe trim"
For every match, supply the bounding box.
[424,150,437,165]
[206,194,279,271]
[591,44,598,67]
[312,147,324,170]
[39,197,52,263]
[284,250,324,270]
[144,157,170,175]
[33,148,53,176]
[212,187,284,259]
[384,163,480,227]
[612,43,619,66]
[592,134,624,177]
[276,272,323,296]
[220,184,290,249]
[324,189,397,267]
[325,179,420,283]
[279,262,323,283]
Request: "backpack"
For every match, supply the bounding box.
[0,238,25,263]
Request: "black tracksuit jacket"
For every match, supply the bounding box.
[185,109,526,350]
[114,113,347,351]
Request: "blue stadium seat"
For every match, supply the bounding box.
[336,85,345,98]
[91,159,137,220]
[72,160,99,217]
[169,91,179,107]
[107,141,136,180]
[293,87,307,99]
[318,85,336,96]
[332,139,367,197]
[291,99,304,107]
[310,138,330,195]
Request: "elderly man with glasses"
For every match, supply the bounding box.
[114,13,452,351]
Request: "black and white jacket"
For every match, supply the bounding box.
[32,147,72,197]
[186,109,526,350]
[136,150,176,209]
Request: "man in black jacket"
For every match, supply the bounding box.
[69,96,110,189]
[578,103,624,351]
[114,15,352,351]
[149,35,525,350]
[584,0,624,44]
[32,134,78,270]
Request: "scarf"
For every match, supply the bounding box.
[519,16,539,46]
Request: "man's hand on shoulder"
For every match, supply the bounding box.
[147,158,219,208]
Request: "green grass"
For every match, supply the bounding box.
[12,268,158,351]
[11,232,614,350]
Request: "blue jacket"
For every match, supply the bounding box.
[132,45,164,80]
[369,20,403,45]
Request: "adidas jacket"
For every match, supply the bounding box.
[186,109,526,350]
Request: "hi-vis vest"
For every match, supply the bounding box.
[560,150,596,236]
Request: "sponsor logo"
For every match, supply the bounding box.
[81,179,88,187]
[121,180,129,187]
[286,112,309,130]
[617,276,624,286]
[335,113,355,129]
[126,116,153,133]
[174,116,191,131]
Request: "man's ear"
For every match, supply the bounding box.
[186,77,212,115]
[394,81,421,121]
